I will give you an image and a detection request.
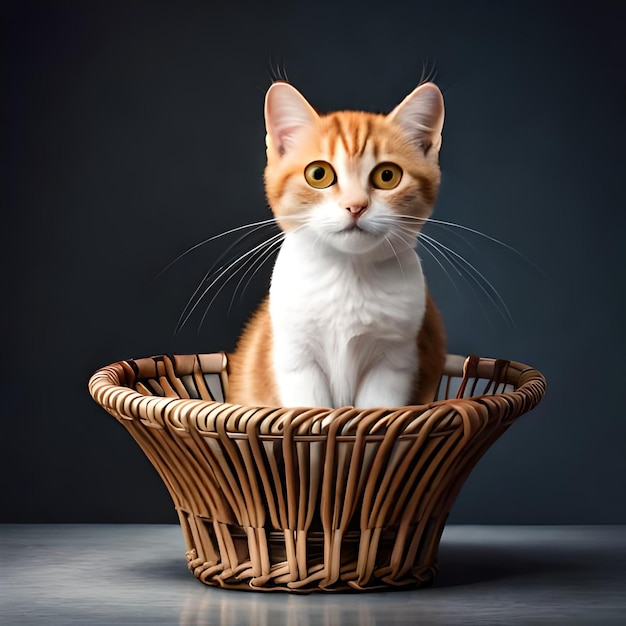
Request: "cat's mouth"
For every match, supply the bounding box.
[329,223,384,251]
[316,221,387,254]
[339,223,372,235]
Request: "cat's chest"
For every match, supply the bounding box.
[269,237,425,341]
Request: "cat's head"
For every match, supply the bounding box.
[263,81,444,256]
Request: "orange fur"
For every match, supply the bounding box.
[226,297,281,406]
[414,290,447,404]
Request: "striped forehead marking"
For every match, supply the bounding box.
[323,114,380,162]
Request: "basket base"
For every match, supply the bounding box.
[180,513,442,593]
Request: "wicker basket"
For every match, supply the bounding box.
[88,352,545,592]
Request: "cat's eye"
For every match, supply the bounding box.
[304,161,336,189]
[370,162,403,190]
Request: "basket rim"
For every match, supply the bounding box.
[88,352,546,433]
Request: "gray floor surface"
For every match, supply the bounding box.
[1,524,625,625]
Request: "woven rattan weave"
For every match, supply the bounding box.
[89,353,545,592]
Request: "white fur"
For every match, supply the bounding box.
[269,226,426,409]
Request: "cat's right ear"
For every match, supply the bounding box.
[265,82,319,157]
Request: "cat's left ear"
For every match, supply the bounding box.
[265,82,319,157]
[388,82,445,161]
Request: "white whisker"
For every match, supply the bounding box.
[419,231,515,327]
[154,215,307,284]
[176,231,285,333]
[179,224,281,320]
[393,213,544,275]
[418,235,494,320]
[387,225,472,307]
[153,218,283,283]
[228,233,288,313]
[194,232,285,332]
[383,234,406,280]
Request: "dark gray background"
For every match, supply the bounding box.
[2,0,624,524]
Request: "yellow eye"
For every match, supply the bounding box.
[370,162,403,190]
[304,161,336,189]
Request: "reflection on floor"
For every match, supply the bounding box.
[1,525,625,625]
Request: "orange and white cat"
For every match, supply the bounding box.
[226,81,446,408]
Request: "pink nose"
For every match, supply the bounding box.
[345,203,368,218]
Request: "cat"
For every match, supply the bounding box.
[225,80,447,409]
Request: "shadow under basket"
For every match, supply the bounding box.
[88,353,546,593]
